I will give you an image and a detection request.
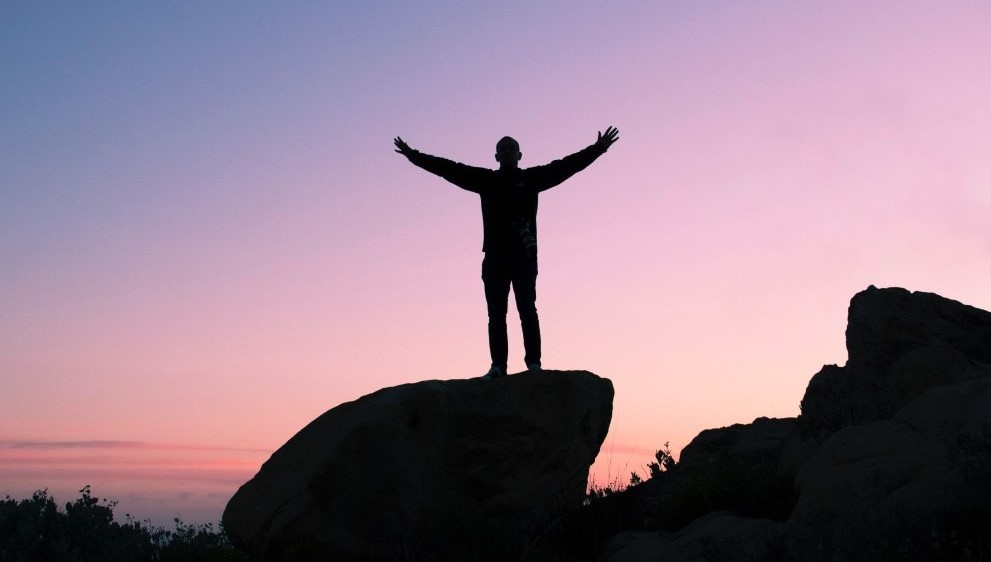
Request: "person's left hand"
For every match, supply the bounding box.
[596,126,619,149]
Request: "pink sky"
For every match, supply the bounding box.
[2,3,990,524]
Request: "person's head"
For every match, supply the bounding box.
[495,136,522,169]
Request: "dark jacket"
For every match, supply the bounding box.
[406,143,607,254]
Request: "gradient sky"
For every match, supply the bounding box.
[2,2,990,524]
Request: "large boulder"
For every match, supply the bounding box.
[800,286,991,438]
[845,286,991,374]
[678,417,801,474]
[602,511,781,562]
[223,370,613,561]
[792,375,991,526]
[628,417,806,530]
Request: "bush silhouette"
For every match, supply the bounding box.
[0,486,250,562]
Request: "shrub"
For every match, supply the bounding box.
[0,486,251,562]
[646,442,677,479]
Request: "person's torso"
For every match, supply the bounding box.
[479,168,539,254]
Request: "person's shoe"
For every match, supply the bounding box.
[481,364,506,380]
[527,362,542,373]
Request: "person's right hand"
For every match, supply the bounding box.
[394,136,414,157]
[596,126,619,149]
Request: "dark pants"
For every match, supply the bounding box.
[482,252,540,370]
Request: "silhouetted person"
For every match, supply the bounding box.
[394,127,619,378]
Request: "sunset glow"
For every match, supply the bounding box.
[3,2,990,523]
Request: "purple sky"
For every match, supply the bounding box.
[2,2,990,524]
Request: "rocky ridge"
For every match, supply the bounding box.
[604,286,991,561]
[223,285,991,561]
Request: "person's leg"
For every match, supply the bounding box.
[482,254,511,372]
[512,254,541,369]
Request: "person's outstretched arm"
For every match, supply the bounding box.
[526,126,619,192]
[394,136,489,194]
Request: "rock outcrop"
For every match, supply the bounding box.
[223,370,613,561]
[800,286,991,438]
[601,286,991,562]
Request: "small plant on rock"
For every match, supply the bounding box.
[646,442,677,479]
